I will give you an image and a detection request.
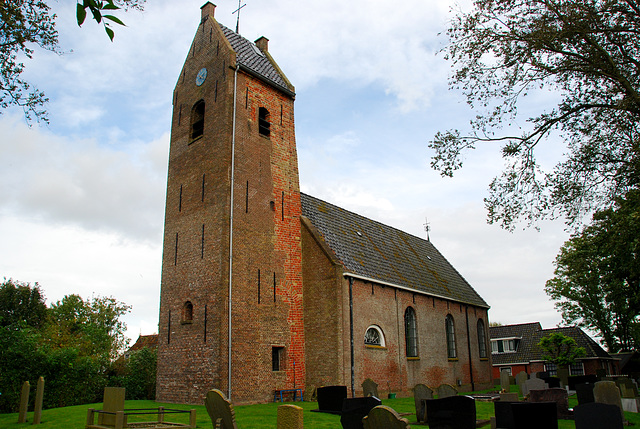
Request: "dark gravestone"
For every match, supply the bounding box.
[575,383,595,405]
[413,384,433,423]
[316,386,348,414]
[340,396,381,429]
[426,395,476,429]
[568,375,598,390]
[546,377,561,388]
[495,401,558,429]
[537,371,549,379]
[528,388,571,419]
[574,402,624,429]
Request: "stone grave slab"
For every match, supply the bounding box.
[523,377,548,396]
[622,397,640,413]
[413,384,433,423]
[340,396,382,429]
[436,383,457,398]
[515,371,528,395]
[557,368,570,388]
[574,402,623,429]
[18,381,29,423]
[98,386,125,427]
[277,404,303,429]
[362,405,410,429]
[568,375,597,390]
[593,381,625,422]
[426,395,476,429]
[499,392,519,402]
[361,378,379,398]
[575,383,595,405]
[204,389,239,429]
[33,376,44,424]
[315,386,347,414]
[500,370,510,392]
[528,388,571,419]
[495,401,558,429]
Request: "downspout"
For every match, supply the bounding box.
[228,64,239,400]
[465,306,475,391]
[348,276,355,398]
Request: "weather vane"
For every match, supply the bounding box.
[233,0,246,34]
[424,217,431,241]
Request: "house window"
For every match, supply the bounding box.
[258,107,270,137]
[191,100,205,140]
[404,307,418,357]
[182,301,193,324]
[365,325,385,347]
[477,319,487,359]
[500,367,512,376]
[272,346,285,371]
[545,362,558,376]
[491,338,519,353]
[446,314,457,359]
[570,362,585,376]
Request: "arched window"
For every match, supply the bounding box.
[477,319,487,358]
[404,307,418,357]
[182,301,193,324]
[445,314,456,359]
[258,107,270,137]
[364,325,385,347]
[191,100,205,140]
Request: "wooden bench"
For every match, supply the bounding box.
[274,389,303,402]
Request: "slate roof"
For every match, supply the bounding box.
[489,323,613,365]
[219,24,291,93]
[301,193,489,308]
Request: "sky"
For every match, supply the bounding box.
[0,0,576,345]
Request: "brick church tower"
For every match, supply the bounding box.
[156,2,304,404]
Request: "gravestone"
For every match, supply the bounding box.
[515,371,528,395]
[98,386,125,427]
[557,368,570,388]
[340,397,381,429]
[596,368,607,379]
[523,377,548,396]
[500,370,511,392]
[362,405,410,429]
[494,401,516,429]
[204,389,239,429]
[537,371,549,379]
[499,392,519,402]
[361,378,379,398]
[575,383,595,405]
[574,402,624,429]
[18,381,29,423]
[593,381,624,422]
[436,383,457,398]
[277,404,303,429]
[568,375,597,390]
[316,386,347,413]
[510,401,558,429]
[426,396,476,429]
[528,388,571,419]
[615,377,638,398]
[33,376,44,425]
[413,384,433,423]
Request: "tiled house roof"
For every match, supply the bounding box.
[219,24,293,94]
[489,323,612,365]
[129,334,158,353]
[301,193,489,308]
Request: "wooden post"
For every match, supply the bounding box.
[86,408,95,427]
[18,381,30,423]
[32,376,44,425]
[158,406,165,423]
[189,409,197,428]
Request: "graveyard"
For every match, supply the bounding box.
[4,380,640,428]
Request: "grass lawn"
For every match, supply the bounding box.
[2,387,640,428]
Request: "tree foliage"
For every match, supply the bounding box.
[431,0,640,230]
[537,332,586,366]
[545,189,640,352]
[0,278,47,329]
[0,0,145,123]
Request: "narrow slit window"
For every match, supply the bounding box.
[272,346,285,371]
[182,301,193,324]
[259,107,271,137]
[191,100,205,140]
[201,224,205,259]
[201,174,206,202]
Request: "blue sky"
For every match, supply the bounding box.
[0,0,573,343]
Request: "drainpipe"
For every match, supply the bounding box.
[228,64,239,400]
[465,306,475,391]
[347,276,355,398]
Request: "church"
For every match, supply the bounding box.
[156,2,493,405]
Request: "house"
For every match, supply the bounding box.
[155,2,493,404]
[489,322,619,379]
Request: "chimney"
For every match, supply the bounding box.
[201,2,216,20]
[255,36,269,53]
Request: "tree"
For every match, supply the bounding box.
[545,189,640,352]
[0,0,145,123]
[0,278,47,329]
[430,0,640,230]
[45,294,131,359]
[537,332,586,367]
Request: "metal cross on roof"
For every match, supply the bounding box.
[424,217,431,241]
[233,0,246,34]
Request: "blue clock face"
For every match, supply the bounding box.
[196,68,207,86]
